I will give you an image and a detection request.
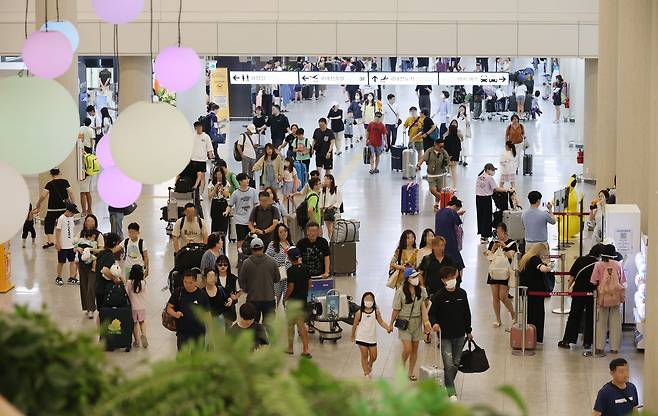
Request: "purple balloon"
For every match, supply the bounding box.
[154,47,202,93]
[92,0,144,24]
[96,134,114,168]
[22,31,73,79]
[97,166,142,208]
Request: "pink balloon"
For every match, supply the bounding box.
[22,31,73,79]
[154,47,202,93]
[96,134,114,168]
[92,0,144,24]
[97,166,142,208]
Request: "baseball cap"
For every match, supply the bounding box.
[65,202,80,214]
[287,246,301,260]
[484,163,497,171]
[250,237,264,249]
[247,123,256,133]
[374,111,383,118]
[403,267,419,279]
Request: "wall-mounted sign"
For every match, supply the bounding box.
[369,72,438,85]
[229,71,299,84]
[299,71,368,85]
[439,72,509,85]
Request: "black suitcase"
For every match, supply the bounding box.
[302,85,312,100]
[174,242,206,271]
[524,94,532,113]
[330,242,357,276]
[523,153,533,176]
[390,145,404,171]
[99,307,134,351]
[508,95,517,112]
[363,146,371,165]
[485,99,496,113]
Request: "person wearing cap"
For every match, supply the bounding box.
[33,167,75,249]
[312,118,336,176]
[54,202,80,286]
[475,163,510,244]
[284,246,312,357]
[383,94,401,150]
[416,138,450,210]
[237,124,258,179]
[521,190,556,254]
[590,244,627,354]
[238,237,281,323]
[366,111,387,174]
[226,173,259,252]
[327,102,345,155]
[389,267,430,381]
[266,104,290,149]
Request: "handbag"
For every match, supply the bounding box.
[278,265,288,281]
[455,224,464,251]
[323,207,336,222]
[458,339,489,373]
[122,203,138,216]
[386,249,402,289]
[162,289,181,332]
[543,271,556,293]
[394,297,415,330]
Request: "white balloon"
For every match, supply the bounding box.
[0,161,30,243]
[0,76,78,174]
[110,102,194,185]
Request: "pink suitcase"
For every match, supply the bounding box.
[510,324,537,350]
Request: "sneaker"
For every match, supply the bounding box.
[557,341,570,349]
[87,311,95,319]
[67,277,79,285]
[141,334,149,348]
[55,277,64,286]
[345,146,349,151]
[374,169,379,173]
[369,169,374,174]
[350,144,354,148]
[449,395,458,402]
[462,162,468,167]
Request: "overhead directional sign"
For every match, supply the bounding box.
[369,72,438,86]
[299,71,368,85]
[229,71,298,85]
[439,72,509,86]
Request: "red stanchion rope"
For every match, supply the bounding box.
[527,291,593,297]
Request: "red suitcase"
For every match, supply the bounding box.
[439,189,454,209]
[510,324,537,350]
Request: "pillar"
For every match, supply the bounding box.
[36,0,79,210]
[582,59,597,180]
[175,58,206,125]
[594,0,618,189]
[616,0,651,232]
[118,56,151,110]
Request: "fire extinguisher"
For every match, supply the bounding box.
[564,97,570,109]
[577,149,584,164]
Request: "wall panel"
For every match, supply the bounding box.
[397,23,458,56]
[458,23,518,56]
[518,24,578,56]
[336,23,396,55]
[158,22,218,55]
[579,24,599,57]
[219,23,276,56]
[277,23,337,55]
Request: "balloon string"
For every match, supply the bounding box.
[24,0,28,39]
[177,0,182,47]
[150,0,154,102]
[44,0,48,31]
[56,0,60,22]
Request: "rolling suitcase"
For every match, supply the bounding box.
[402,148,417,179]
[401,182,419,215]
[439,188,454,209]
[419,336,444,386]
[508,95,517,112]
[502,209,525,241]
[363,146,372,165]
[330,242,357,276]
[99,306,134,351]
[308,278,335,302]
[293,161,308,191]
[485,99,496,113]
[510,323,537,350]
[523,153,533,176]
[390,145,404,171]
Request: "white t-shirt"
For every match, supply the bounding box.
[191,132,214,162]
[515,84,527,97]
[121,238,147,272]
[56,215,76,249]
[79,126,94,149]
[383,101,400,125]
[241,133,257,159]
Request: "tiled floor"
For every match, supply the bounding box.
[0,84,644,415]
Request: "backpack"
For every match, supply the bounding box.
[178,215,204,234]
[175,176,194,193]
[233,133,252,162]
[84,153,101,176]
[200,114,219,142]
[488,243,514,280]
[597,263,625,307]
[295,194,315,228]
[103,283,130,308]
[122,238,144,261]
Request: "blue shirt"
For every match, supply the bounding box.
[522,207,556,243]
[593,382,638,416]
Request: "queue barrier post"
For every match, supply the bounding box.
[583,290,606,358]
[551,254,571,315]
[512,286,535,357]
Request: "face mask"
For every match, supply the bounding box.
[364,300,374,308]
[445,279,457,290]
[408,277,420,286]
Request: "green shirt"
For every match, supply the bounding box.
[307,191,321,225]
[393,286,427,318]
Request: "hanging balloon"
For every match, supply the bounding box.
[39,20,79,51]
[154,47,202,93]
[95,134,115,169]
[110,102,194,184]
[97,166,142,208]
[0,76,78,174]
[0,161,30,244]
[22,31,73,79]
[92,0,145,24]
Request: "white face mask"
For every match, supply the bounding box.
[445,279,457,290]
[364,300,374,308]
[408,277,420,286]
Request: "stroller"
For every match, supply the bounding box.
[167,243,206,293]
[160,177,203,236]
[492,190,514,232]
[308,289,359,344]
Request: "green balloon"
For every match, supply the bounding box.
[0,76,78,174]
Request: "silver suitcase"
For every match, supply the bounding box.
[402,148,417,180]
[228,215,237,242]
[502,209,525,241]
[419,335,444,386]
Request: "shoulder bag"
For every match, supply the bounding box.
[458,340,490,373]
[386,249,402,289]
[394,296,415,330]
[162,289,182,332]
[322,192,336,222]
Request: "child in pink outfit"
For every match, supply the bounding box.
[125,265,148,348]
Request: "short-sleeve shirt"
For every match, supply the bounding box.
[404,116,424,143]
[95,248,116,298]
[120,238,147,271]
[167,288,210,335]
[522,208,556,243]
[569,255,598,292]
[312,128,335,155]
[79,126,95,149]
[191,133,213,162]
[422,148,449,177]
[306,191,321,225]
[172,216,208,247]
[287,264,311,301]
[297,237,331,276]
[593,382,638,416]
[45,179,71,210]
[228,187,259,225]
[416,85,432,96]
[419,253,457,296]
[367,122,387,148]
[393,286,428,318]
[230,322,269,350]
[519,256,546,291]
[56,215,76,249]
[249,205,280,230]
[327,108,344,133]
[476,173,497,196]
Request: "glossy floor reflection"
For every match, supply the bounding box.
[0,84,644,415]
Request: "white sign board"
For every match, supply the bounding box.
[299,71,368,85]
[369,72,438,85]
[229,71,298,85]
[438,72,509,86]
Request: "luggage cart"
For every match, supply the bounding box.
[160,187,202,236]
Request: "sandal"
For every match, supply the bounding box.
[42,242,54,249]
[408,375,418,382]
[301,353,312,358]
[285,350,294,355]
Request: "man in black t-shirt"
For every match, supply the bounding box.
[559,244,602,349]
[296,222,330,278]
[167,270,210,350]
[34,168,74,249]
[230,302,269,350]
[415,84,432,115]
[312,118,335,175]
[284,247,312,356]
[419,237,457,296]
[327,102,345,155]
[266,105,290,148]
[248,191,280,248]
[95,232,122,309]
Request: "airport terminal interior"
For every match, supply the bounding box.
[1,1,658,416]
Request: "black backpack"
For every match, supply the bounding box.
[122,238,144,261]
[296,194,313,228]
[104,283,130,308]
[175,176,194,193]
[199,114,213,135]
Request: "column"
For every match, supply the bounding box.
[582,58,597,180]
[616,0,651,232]
[175,58,206,124]
[118,56,151,110]
[594,0,618,189]
[36,0,79,209]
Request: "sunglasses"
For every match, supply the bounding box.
[217,263,229,268]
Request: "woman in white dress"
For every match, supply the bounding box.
[499,140,518,189]
[454,105,471,166]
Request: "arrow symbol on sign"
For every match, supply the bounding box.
[232,75,239,81]
[371,75,378,82]
[302,75,309,81]
[499,76,506,82]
